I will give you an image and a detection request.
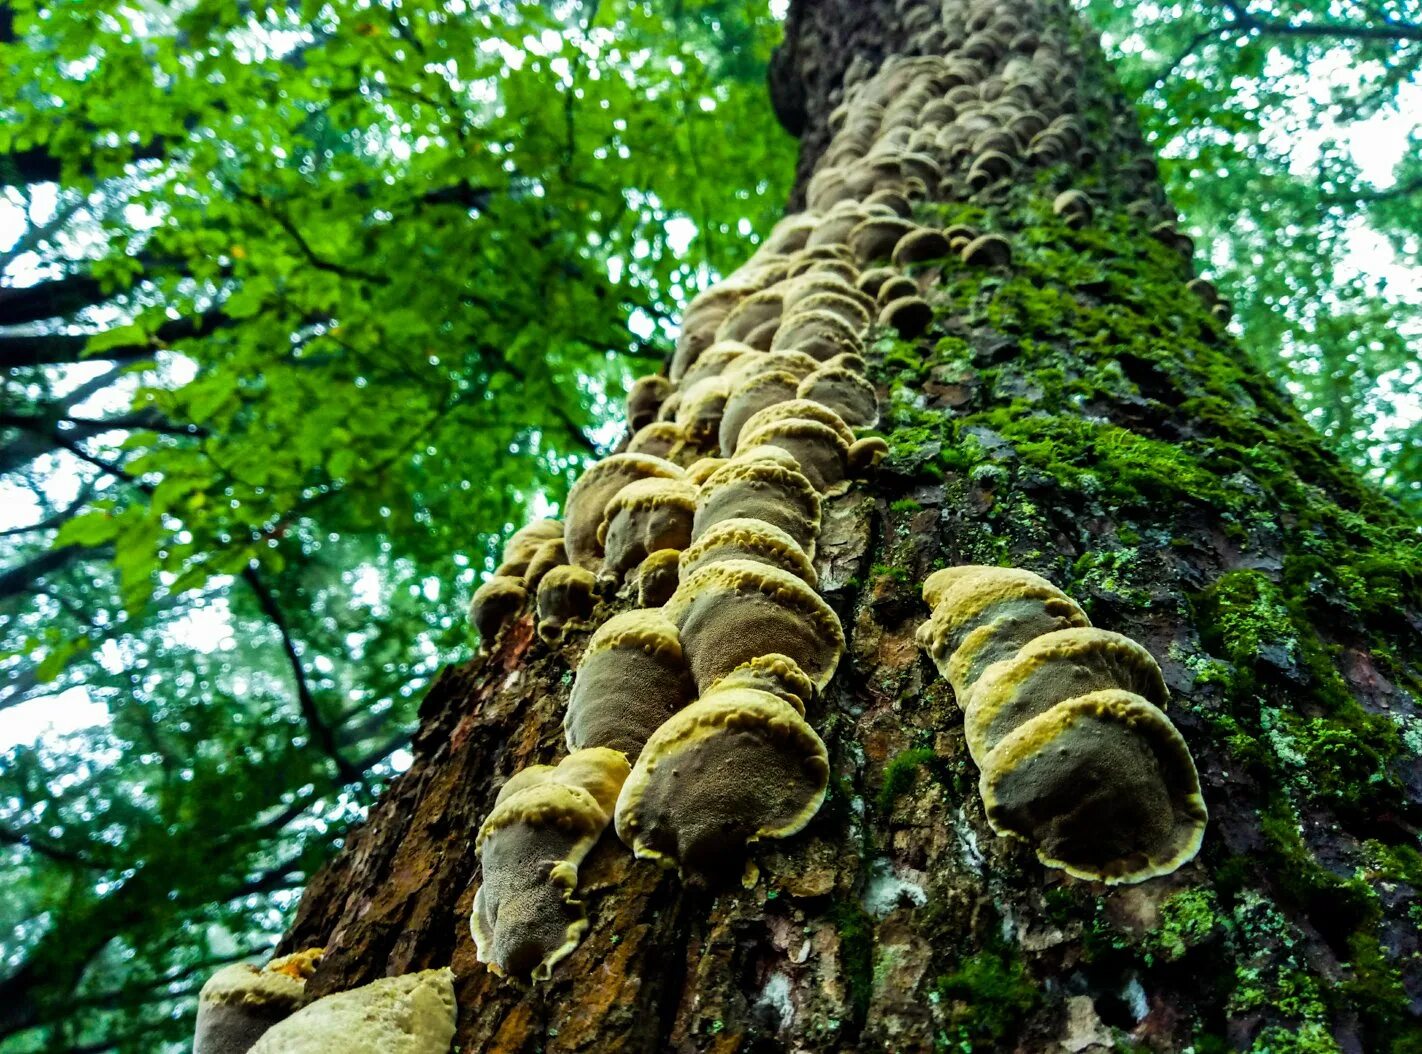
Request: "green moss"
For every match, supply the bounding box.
[830,901,874,1027]
[1145,887,1221,962]
[934,940,1040,1051]
[877,747,937,812]
[1248,1023,1343,1054]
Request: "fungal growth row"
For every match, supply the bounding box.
[462,0,1214,980]
[916,566,1207,883]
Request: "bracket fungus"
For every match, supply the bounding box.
[960,232,1013,268]
[678,517,818,586]
[916,567,1206,884]
[704,652,815,714]
[494,518,564,578]
[797,364,880,428]
[719,369,801,456]
[470,576,527,651]
[635,547,682,607]
[666,558,844,692]
[627,374,673,431]
[613,683,829,878]
[246,968,456,1054]
[692,457,822,554]
[627,421,683,459]
[566,609,695,756]
[472,748,630,979]
[563,453,684,570]
[194,949,324,1054]
[739,415,852,494]
[598,477,699,582]
[769,307,865,361]
[536,565,598,643]
[880,294,934,338]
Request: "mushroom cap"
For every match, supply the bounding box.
[598,478,699,580]
[979,689,1207,884]
[666,558,844,691]
[627,421,683,459]
[892,227,952,267]
[797,364,879,428]
[469,576,528,646]
[770,308,865,361]
[856,267,897,298]
[635,548,683,607]
[523,538,568,589]
[692,459,822,554]
[563,453,685,570]
[960,233,1012,267]
[915,566,1089,695]
[729,443,802,471]
[719,370,800,456]
[788,289,873,330]
[535,565,599,642]
[613,690,830,876]
[879,295,933,338]
[739,416,851,494]
[964,627,1168,764]
[627,374,673,431]
[848,435,890,474]
[566,610,695,756]
[848,216,917,263]
[876,275,918,305]
[472,750,631,977]
[705,652,815,714]
[685,457,728,485]
[715,289,783,344]
[737,399,855,447]
[246,969,457,1054]
[680,343,758,390]
[195,956,319,1054]
[722,348,821,385]
[496,518,565,577]
[679,517,818,587]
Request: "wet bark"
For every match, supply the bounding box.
[277,0,1422,1050]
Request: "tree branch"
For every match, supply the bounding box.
[0,308,236,370]
[1216,0,1422,43]
[240,567,365,786]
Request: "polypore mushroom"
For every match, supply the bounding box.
[798,364,879,428]
[1052,189,1093,227]
[769,308,865,361]
[470,576,527,651]
[692,458,821,554]
[523,538,568,589]
[566,610,695,756]
[979,689,1207,884]
[627,421,683,459]
[471,749,630,980]
[880,295,934,338]
[636,547,682,607]
[705,652,815,713]
[738,415,851,493]
[892,228,953,267]
[613,684,830,877]
[915,565,1089,697]
[495,518,564,578]
[246,968,456,1054]
[719,370,801,456]
[848,216,918,264]
[536,565,598,643]
[563,453,685,570]
[678,517,818,586]
[960,233,1012,268]
[194,949,324,1054]
[666,558,844,692]
[679,341,759,390]
[963,627,1168,764]
[598,477,699,583]
[627,375,673,431]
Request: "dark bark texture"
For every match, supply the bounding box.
[277,0,1422,1050]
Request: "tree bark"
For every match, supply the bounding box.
[276,0,1422,1051]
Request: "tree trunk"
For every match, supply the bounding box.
[276,0,1422,1050]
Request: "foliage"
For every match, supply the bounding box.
[0,1,793,1049]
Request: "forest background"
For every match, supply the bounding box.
[0,0,1419,1049]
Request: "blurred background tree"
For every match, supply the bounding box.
[0,0,1416,1050]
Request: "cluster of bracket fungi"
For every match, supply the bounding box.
[466,11,1207,982]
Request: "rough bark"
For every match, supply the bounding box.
[276,0,1422,1051]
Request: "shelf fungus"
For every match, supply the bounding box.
[246,968,456,1054]
[470,576,527,651]
[566,610,695,755]
[705,652,815,714]
[563,453,685,569]
[627,421,683,459]
[769,307,865,361]
[627,374,673,431]
[472,749,631,979]
[634,547,682,607]
[494,518,564,578]
[598,477,699,583]
[536,565,598,643]
[679,517,818,586]
[666,558,844,692]
[613,680,830,878]
[879,294,934,338]
[917,567,1206,884]
[719,369,801,456]
[797,363,879,428]
[692,456,822,555]
[194,948,324,1054]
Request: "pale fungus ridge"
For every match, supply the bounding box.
[471,748,631,980]
[916,566,1206,884]
[562,453,685,570]
[194,948,325,1054]
[597,477,699,583]
[245,968,457,1054]
[565,609,695,756]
